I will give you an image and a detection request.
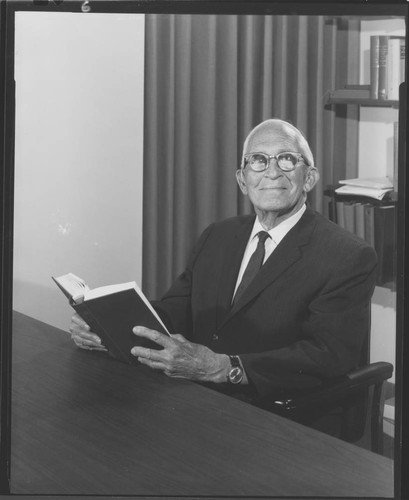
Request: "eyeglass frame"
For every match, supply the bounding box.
[240,151,310,172]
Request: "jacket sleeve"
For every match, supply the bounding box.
[239,243,378,399]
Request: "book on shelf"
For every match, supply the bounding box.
[328,200,395,286]
[387,37,405,101]
[370,35,380,99]
[354,203,365,241]
[328,86,371,100]
[336,201,345,228]
[364,204,375,248]
[373,205,396,286]
[343,201,356,234]
[52,273,171,364]
[370,34,405,101]
[378,35,389,100]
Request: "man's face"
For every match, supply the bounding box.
[236,127,317,219]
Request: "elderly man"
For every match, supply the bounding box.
[70,118,377,402]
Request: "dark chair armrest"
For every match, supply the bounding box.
[257,362,393,452]
[346,361,393,383]
[267,362,393,416]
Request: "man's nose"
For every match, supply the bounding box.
[264,158,283,177]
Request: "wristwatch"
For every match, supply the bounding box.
[227,355,243,384]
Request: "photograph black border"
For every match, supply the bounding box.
[1,0,408,498]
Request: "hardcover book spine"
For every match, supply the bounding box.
[364,204,375,248]
[378,36,389,100]
[336,201,345,228]
[374,206,396,285]
[400,39,405,84]
[354,203,365,241]
[343,202,356,235]
[387,37,402,101]
[370,35,380,100]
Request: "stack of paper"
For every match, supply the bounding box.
[335,177,394,200]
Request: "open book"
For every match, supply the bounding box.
[52,273,170,364]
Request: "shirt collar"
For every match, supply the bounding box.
[250,204,307,245]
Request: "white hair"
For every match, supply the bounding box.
[242,119,315,169]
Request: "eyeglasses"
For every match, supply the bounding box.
[241,152,309,172]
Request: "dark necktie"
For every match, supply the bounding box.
[233,231,270,304]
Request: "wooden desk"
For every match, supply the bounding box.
[10,312,393,497]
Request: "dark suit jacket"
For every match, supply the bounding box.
[153,207,378,399]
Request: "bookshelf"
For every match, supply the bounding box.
[324,17,404,290]
[324,16,404,388]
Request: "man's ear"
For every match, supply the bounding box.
[236,169,248,195]
[304,167,320,193]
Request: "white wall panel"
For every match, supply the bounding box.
[13,12,145,330]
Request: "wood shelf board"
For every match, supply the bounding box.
[324,16,405,22]
[326,97,399,108]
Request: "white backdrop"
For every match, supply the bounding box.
[13,12,145,331]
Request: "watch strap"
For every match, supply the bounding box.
[229,355,241,368]
[227,355,243,384]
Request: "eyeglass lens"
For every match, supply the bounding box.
[248,153,298,171]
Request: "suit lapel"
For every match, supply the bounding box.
[215,216,254,327]
[217,208,317,330]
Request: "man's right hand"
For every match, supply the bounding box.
[69,313,107,351]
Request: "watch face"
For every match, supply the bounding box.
[228,366,243,384]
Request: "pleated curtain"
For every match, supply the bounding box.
[143,14,352,299]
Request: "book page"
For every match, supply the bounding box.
[53,273,90,301]
[84,282,136,301]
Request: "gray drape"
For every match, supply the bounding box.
[143,14,352,299]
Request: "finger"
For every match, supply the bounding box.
[136,356,166,371]
[69,325,102,345]
[130,345,164,362]
[78,345,107,352]
[82,332,103,344]
[71,313,90,329]
[171,333,188,343]
[132,326,173,348]
[79,344,107,352]
[72,335,107,351]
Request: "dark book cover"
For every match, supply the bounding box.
[354,203,365,241]
[53,274,171,365]
[73,289,169,365]
[364,204,375,248]
[373,205,396,286]
[336,201,345,228]
[343,201,356,235]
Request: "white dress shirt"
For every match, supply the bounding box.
[232,204,306,301]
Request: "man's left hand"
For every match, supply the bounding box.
[131,326,229,383]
